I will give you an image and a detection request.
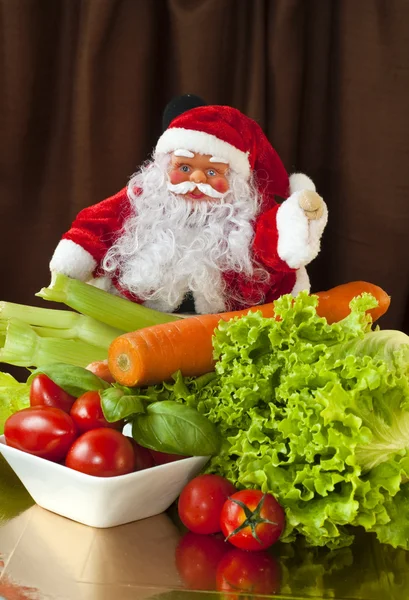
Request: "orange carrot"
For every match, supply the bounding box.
[108,304,275,387]
[108,281,390,387]
[314,281,390,324]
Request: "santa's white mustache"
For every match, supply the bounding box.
[167,180,226,199]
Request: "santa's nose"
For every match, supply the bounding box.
[190,169,207,184]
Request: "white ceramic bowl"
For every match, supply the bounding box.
[0,435,209,528]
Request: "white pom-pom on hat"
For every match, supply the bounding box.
[289,173,316,194]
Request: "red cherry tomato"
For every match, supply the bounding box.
[4,406,77,462]
[149,450,187,465]
[178,474,236,535]
[69,391,124,433]
[127,437,155,471]
[220,490,285,551]
[216,548,281,598]
[29,374,76,413]
[175,532,229,591]
[65,428,135,477]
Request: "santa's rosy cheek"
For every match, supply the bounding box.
[169,169,187,184]
[212,177,229,193]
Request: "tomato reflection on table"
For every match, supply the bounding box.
[175,531,230,590]
[175,530,281,595]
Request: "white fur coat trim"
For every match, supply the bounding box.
[291,266,311,296]
[49,239,97,281]
[276,192,328,269]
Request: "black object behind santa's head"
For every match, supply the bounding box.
[162,94,207,131]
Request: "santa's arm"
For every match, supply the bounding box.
[253,173,328,273]
[49,187,132,281]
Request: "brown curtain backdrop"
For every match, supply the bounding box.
[0,0,408,332]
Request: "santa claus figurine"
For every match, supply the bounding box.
[50,95,328,314]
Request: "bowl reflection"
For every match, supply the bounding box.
[0,505,182,599]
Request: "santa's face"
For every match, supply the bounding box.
[167,151,230,202]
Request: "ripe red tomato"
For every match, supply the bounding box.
[70,391,124,433]
[29,374,76,413]
[216,548,281,598]
[4,406,77,462]
[149,450,187,465]
[127,437,155,471]
[178,474,236,535]
[175,532,229,590]
[65,428,135,477]
[220,489,285,551]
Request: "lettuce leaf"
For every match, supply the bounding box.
[332,329,409,373]
[0,372,30,434]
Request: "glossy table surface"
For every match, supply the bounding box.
[1,454,408,600]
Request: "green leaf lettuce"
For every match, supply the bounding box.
[173,292,409,550]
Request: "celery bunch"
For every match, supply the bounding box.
[0,274,181,370]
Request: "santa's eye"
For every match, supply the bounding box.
[180,165,190,173]
[207,169,217,177]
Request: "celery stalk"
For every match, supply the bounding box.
[0,301,125,347]
[31,319,124,347]
[37,273,181,331]
[0,319,107,368]
[0,301,79,328]
[60,315,125,347]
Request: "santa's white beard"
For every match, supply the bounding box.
[102,156,263,312]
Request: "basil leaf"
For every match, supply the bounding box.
[131,401,221,456]
[27,363,110,397]
[100,387,146,423]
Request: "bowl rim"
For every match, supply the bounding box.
[0,434,208,485]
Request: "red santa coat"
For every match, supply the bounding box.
[50,183,327,312]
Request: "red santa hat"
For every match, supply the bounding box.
[155,104,315,210]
